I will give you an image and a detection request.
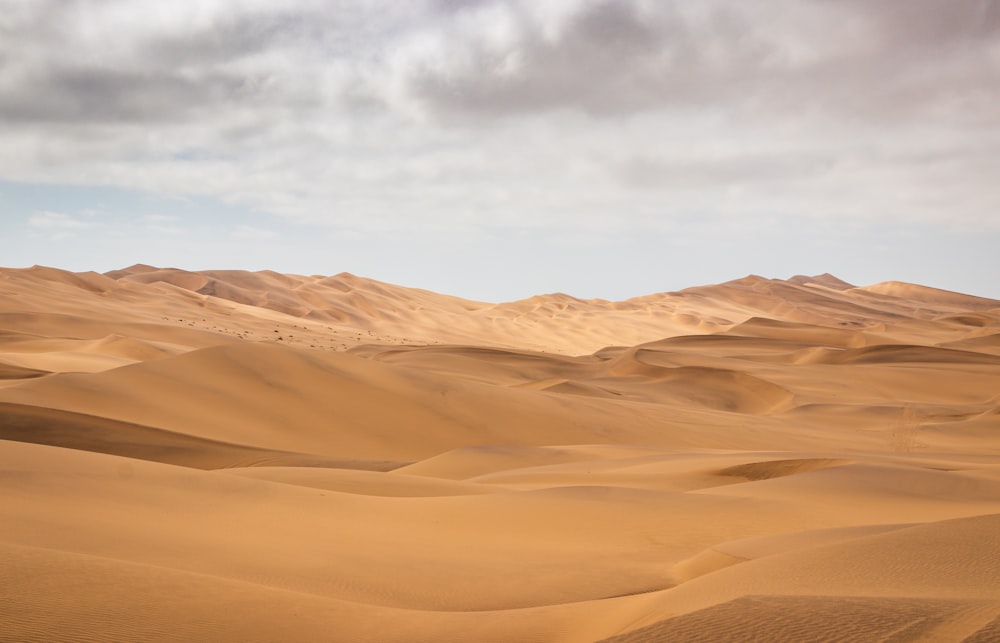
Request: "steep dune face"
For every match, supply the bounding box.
[1,265,999,642]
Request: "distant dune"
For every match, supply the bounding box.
[2,265,999,642]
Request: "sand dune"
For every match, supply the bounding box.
[1,265,999,642]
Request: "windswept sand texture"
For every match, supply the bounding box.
[1,265,999,642]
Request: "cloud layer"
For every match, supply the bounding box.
[1,0,998,282]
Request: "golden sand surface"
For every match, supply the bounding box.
[1,265,998,641]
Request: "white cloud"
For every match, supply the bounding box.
[26,210,100,239]
[233,224,276,240]
[0,0,997,240]
[27,211,95,229]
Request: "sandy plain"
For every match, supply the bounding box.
[1,264,999,642]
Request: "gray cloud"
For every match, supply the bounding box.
[388,0,1000,125]
[0,66,254,123]
[4,1,996,125]
[0,0,996,236]
[848,0,999,47]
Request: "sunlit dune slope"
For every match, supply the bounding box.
[1,264,999,642]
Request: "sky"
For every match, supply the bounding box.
[1,0,998,302]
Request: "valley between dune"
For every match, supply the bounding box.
[2,265,999,642]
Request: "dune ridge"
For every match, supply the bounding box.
[1,265,998,642]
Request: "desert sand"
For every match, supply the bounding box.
[1,265,999,642]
